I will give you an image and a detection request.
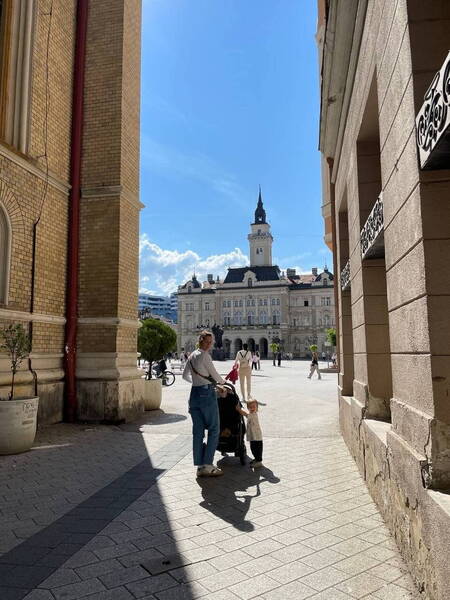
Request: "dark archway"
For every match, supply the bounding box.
[247,338,255,352]
[224,338,231,359]
[234,338,242,354]
[259,337,268,358]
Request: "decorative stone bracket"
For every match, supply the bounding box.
[360,193,384,259]
[416,51,450,170]
[341,260,351,290]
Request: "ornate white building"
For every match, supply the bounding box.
[177,192,334,358]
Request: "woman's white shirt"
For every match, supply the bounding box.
[235,350,252,368]
[182,349,225,386]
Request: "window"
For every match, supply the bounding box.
[223,300,227,307]
[324,314,330,326]
[321,296,331,306]
[227,300,231,308]
[0,0,35,153]
[276,298,280,305]
[204,302,209,311]
[246,299,251,307]
[323,278,328,286]
[258,229,261,234]
[263,298,268,306]
[248,314,254,325]
[258,299,263,306]
[239,299,243,307]
[256,248,259,254]
[188,286,192,293]
[234,300,238,307]
[271,298,276,305]
[304,300,309,307]
[259,248,263,253]
[251,299,255,307]
[248,279,253,287]
[0,203,11,304]
[293,318,297,326]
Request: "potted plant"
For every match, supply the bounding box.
[138,318,177,410]
[0,324,39,455]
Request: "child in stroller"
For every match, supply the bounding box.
[216,383,248,465]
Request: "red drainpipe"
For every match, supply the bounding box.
[64,0,88,422]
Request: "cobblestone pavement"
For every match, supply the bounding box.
[0,360,422,599]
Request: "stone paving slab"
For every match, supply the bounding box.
[0,361,424,599]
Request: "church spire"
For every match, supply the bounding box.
[254,185,267,224]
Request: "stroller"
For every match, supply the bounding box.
[217,383,247,465]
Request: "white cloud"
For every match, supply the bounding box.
[139,234,248,295]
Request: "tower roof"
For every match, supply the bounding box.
[253,186,267,224]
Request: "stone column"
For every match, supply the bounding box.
[385,3,450,490]
[352,139,392,421]
[77,0,143,422]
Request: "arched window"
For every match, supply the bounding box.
[248,278,253,287]
[0,204,11,305]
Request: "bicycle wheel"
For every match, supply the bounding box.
[162,371,175,386]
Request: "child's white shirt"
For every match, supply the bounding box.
[246,412,262,441]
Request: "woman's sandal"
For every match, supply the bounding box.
[203,467,223,477]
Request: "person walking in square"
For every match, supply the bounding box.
[251,352,258,371]
[235,343,252,401]
[183,330,226,477]
[307,350,322,380]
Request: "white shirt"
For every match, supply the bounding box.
[235,350,252,368]
[182,349,225,386]
[246,412,263,441]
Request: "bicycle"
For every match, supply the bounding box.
[150,360,175,387]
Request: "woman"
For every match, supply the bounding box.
[182,330,225,477]
[307,350,322,380]
[251,352,258,371]
[235,343,252,401]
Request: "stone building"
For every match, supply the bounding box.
[0,1,143,423]
[178,192,335,358]
[317,1,450,597]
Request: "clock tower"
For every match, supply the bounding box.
[248,187,273,267]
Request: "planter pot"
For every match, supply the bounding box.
[0,397,39,455]
[143,379,162,411]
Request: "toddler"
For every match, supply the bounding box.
[246,399,263,467]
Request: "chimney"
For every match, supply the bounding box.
[312,267,318,277]
[207,274,214,283]
[287,268,296,278]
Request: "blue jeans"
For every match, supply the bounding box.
[188,384,219,466]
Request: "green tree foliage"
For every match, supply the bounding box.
[138,318,177,377]
[326,328,337,347]
[309,344,318,352]
[0,324,31,400]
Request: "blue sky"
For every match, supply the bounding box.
[139,0,332,296]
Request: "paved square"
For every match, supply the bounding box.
[0,361,422,599]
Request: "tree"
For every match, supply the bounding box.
[269,342,279,366]
[0,324,31,400]
[326,328,336,347]
[138,318,177,378]
[309,344,318,352]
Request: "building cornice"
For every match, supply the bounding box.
[0,143,70,194]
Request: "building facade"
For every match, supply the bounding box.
[178,193,334,357]
[138,293,177,323]
[318,1,450,598]
[0,1,143,424]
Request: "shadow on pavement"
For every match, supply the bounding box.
[197,461,280,533]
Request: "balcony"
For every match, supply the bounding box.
[360,193,384,259]
[416,51,450,170]
[340,260,351,291]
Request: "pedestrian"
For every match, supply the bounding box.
[251,352,258,371]
[246,399,263,468]
[256,350,261,370]
[332,352,337,367]
[321,351,326,361]
[235,343,252,401]
[277,350,282,367]
[182,330,226,477]
[307,350,322,380]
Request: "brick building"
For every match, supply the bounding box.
[0,1,144,423]
[317,1,450,597]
